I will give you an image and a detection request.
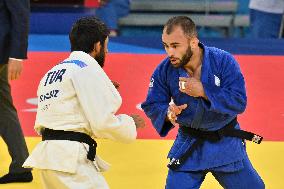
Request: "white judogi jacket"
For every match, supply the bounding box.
[23,51,137,173]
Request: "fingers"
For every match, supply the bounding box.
[167,110,177,126]
[179,78,195,95]
[167,103,188,125]
[170,104,188,115]
[8,67,20,80]
[179,81,186,90]
[130,114,146,129]
[167,110,177,121]
[136,119,145,129]
[179,78,187,90]
[169,105,180,116]
[179,77,188,81]
[8,59,23,81]
[178,104,187,110]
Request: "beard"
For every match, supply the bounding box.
[171,46,193,68]
[95,48,106,68]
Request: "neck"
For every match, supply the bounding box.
[184,46,203,74]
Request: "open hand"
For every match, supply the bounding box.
[167,103,187,126]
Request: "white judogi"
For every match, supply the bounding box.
[23,51,137,189]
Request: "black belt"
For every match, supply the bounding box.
[42,128,97,161]
[167,118,263,170]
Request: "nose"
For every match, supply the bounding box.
[167,47,175,57]
[167,48,175,57]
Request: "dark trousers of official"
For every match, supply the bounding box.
[0,64,31,174]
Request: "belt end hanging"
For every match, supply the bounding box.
[167,158,181,170]
[252,134,263,144]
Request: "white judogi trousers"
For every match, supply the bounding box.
[39,145,109,189]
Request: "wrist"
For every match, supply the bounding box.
[199,82,208,100]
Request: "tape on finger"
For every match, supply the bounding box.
[168,111,173,120]
[168,110,177,121]
[179,81,186,90]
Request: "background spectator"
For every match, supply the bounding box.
[95,0,130,37]
[249,0,284,38]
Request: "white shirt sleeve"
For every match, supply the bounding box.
[9,58,23,61]
[71,65,137,143]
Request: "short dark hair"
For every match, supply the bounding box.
[69,16,110,53]
[164,16,197,38]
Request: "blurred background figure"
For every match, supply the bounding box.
[249,0,284,38]
[95,0,130,37]
[0,0,33,184]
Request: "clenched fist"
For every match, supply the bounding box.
[179,77,207,99]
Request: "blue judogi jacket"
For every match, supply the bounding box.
[141,43,247,172]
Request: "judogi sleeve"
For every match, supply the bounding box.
[141,62,173,137]
[202,53,247,116]
[71,65,137,143]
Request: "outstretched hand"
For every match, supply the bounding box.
[167,103,187,126]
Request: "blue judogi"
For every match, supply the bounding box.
[142,43,248,172]
[142,43,265,188]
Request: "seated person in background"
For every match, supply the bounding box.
[95,0,130,37]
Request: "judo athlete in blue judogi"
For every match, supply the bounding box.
[141,16,265,189]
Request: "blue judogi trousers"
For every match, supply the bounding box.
[166,153,264,189]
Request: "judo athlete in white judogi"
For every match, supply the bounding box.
[23,16,145,189]
[141,16,265,189]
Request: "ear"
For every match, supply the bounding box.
[190,37,199,49]
[93,41,101,53]
[89,41,102,58]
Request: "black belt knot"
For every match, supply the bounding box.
[42,128,97,161]
[168,117,263,170]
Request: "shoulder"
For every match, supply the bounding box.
[153,57,172,74]
[207,46,232,59]
[146,57,173,87]
[207,46,237,66]
[204,45,241,77]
